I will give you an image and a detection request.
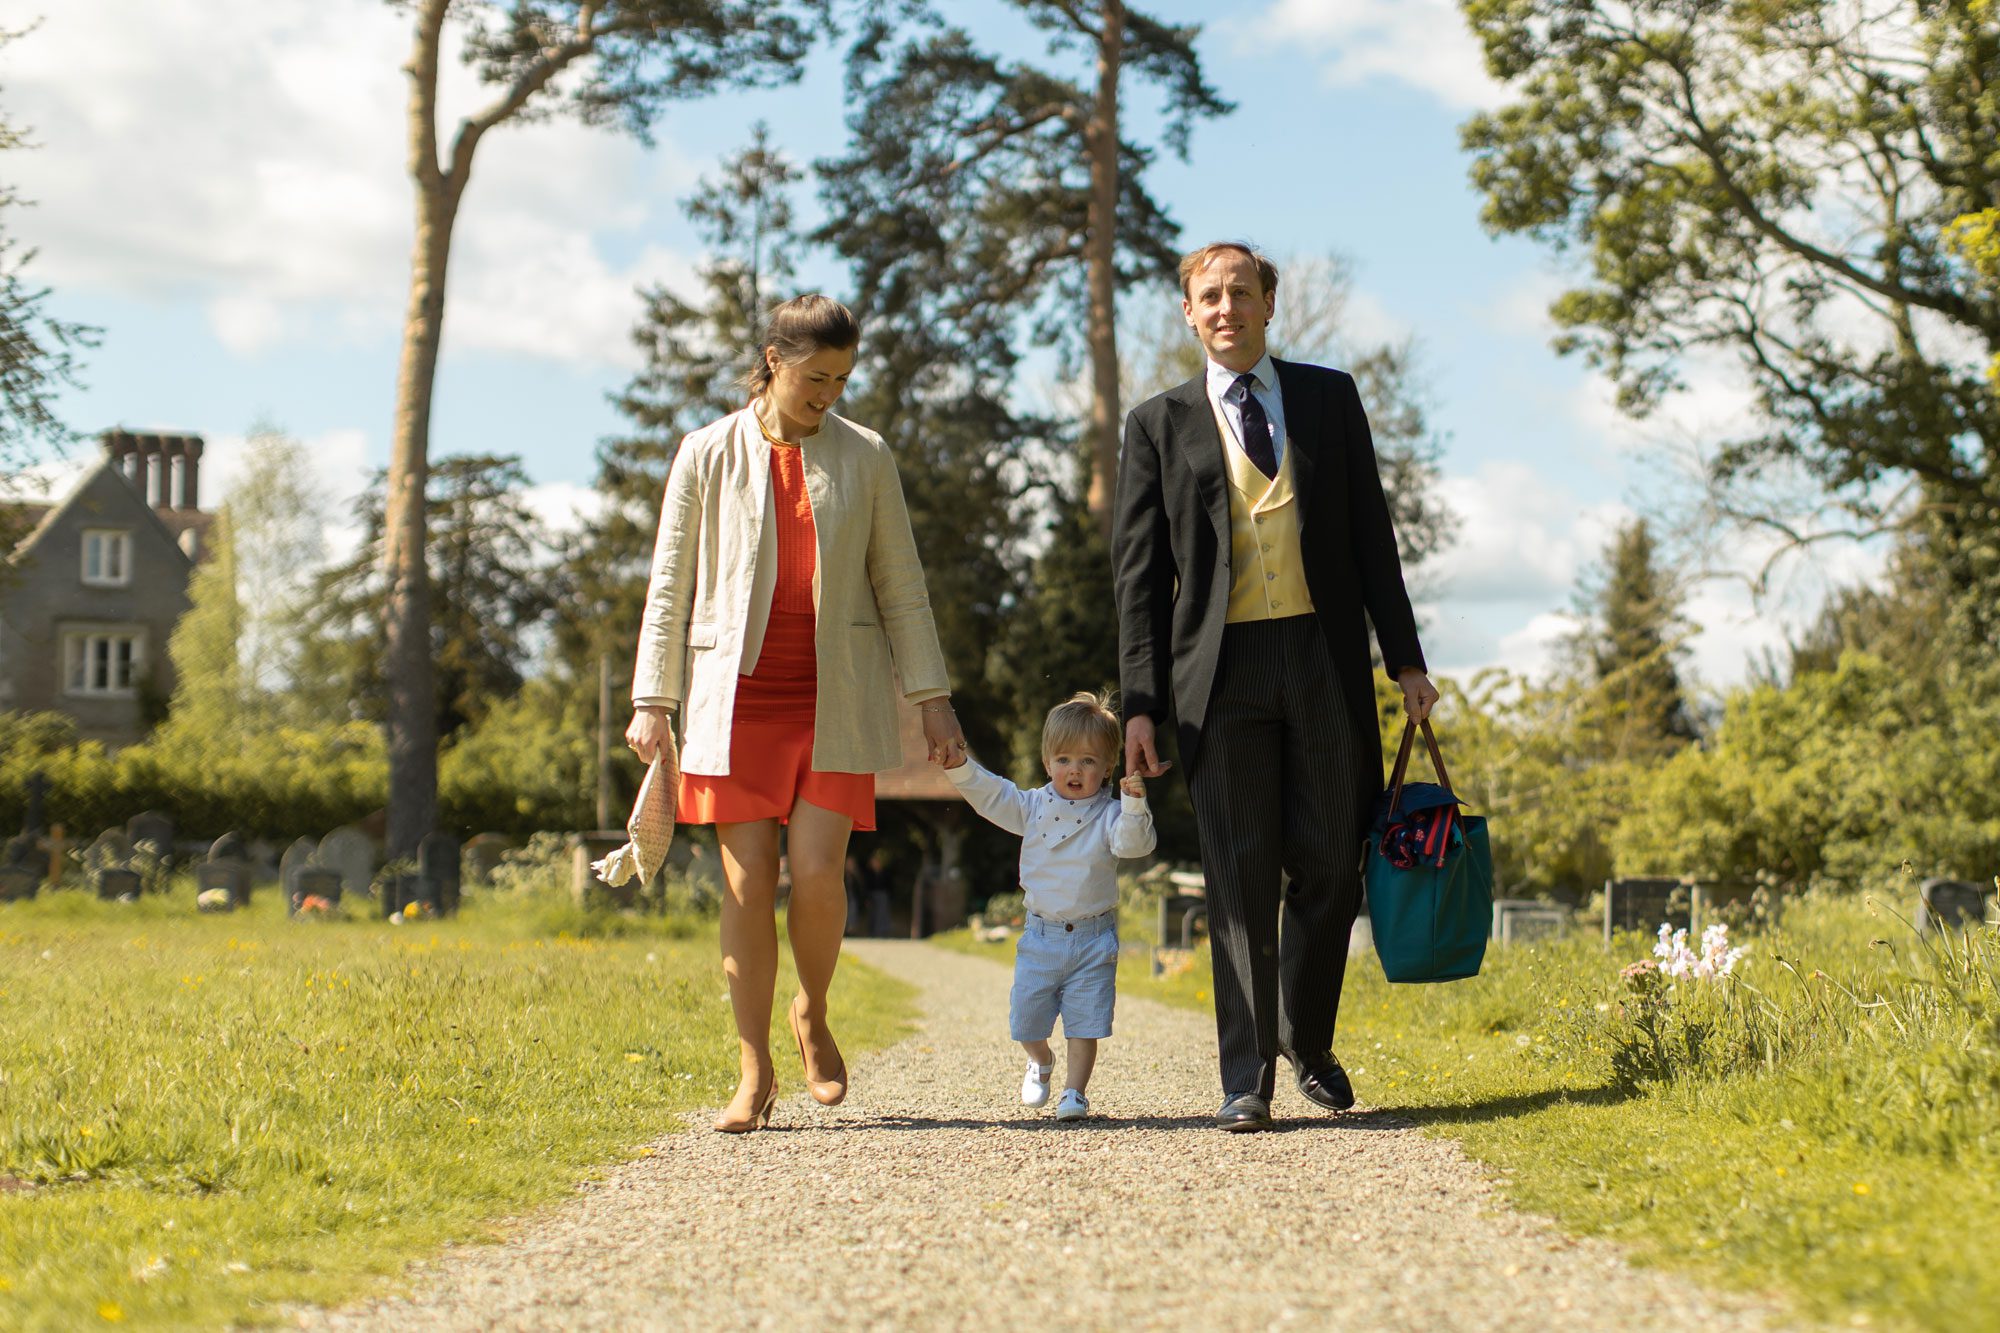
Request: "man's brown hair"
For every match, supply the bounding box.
[1177,241,1279,299]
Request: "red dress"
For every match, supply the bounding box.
[676,435,877,830]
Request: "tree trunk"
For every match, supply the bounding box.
[385,0,455,860]
[1081,0,1124,538]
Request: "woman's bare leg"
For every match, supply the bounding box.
[714,817,783,1123]
[784,798,855,1094]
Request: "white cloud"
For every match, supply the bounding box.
[519,479,607,539]
[1428,460,1631,607]
[4,0,699,365]
[1250,0,1507,111]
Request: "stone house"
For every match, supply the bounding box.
[0,431,213,746]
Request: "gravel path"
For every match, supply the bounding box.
[312,939,1792,1331]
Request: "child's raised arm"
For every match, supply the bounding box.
[943,756,1035,836]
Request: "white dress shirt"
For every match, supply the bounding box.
[945,759,1156,921]
[1205,352,1286,469]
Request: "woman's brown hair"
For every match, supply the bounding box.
[743,294,862,398]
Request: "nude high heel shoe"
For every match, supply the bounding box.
[788,996,848,1106]
[713,1080,778,1134]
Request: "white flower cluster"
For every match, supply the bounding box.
[1654,922,1747,980]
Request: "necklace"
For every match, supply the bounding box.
[754,404,802,449]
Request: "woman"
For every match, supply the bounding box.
[624,294,966,1133]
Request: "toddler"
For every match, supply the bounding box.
[943,691,1157,1119]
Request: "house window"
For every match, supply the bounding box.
[82,529,132,587]
[62,628,145,697]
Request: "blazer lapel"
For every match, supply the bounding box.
[1273,358,1317,518]
[1166,375,1229,545]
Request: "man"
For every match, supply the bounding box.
[1113,241,1438,1132]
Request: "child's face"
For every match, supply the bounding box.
[1044,745,1112,801]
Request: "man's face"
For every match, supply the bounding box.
[1182,251,1274,368]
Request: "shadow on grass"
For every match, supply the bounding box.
[1375,1081,1636,1127]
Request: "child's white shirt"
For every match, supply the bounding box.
[944,759,1156,921]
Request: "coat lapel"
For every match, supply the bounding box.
[1166,375,1229,545]
[1272,358,1317,520]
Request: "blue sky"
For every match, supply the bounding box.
[4,0,1880,689]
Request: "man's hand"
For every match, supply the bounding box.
[625,705,673,764]
[1397,669,1439,724]
[1119,772,1147,798]
[1123,716,1173,779]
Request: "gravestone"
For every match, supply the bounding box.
[388,873,439,919]
[1690,879,1771,934]
[126,810,174,856]
[318,826,376,904]
[0,832,38,900]
[572,833,632,909]
[289,867,344,915]
[200,833,253,908]
[463,832,514,889]
[1603,877,1689,945]
[1916,879,1989,935]
[279,837,319,904]
[84,830,139,900]
[245,839,280,888]
[418,832,461,917]
[1498,903,1569,946]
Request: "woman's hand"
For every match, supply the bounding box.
[625,706,673,764]
[920,699,967,766]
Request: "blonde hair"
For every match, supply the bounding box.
[742,294,861,398]
[1177,241,1279,300]
[1042,691,1122,766]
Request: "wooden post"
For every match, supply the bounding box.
[46,822,66,888]
[596,651,612,831]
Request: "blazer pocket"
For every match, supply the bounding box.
[850,619,878,628]
[687,622,717,649]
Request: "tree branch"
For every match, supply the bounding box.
[445,4,609,196]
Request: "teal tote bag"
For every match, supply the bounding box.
[1364,719,1493,983]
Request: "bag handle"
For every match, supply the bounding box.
[1385,717,1454,820]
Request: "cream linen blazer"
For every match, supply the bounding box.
[631,406,950,776]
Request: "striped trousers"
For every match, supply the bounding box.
[1187,616,1371,1098]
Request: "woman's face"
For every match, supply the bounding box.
[766,344,855,433]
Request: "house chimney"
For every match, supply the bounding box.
[176,436,203,510]
[128,434,151,501]
[149,437,173,509]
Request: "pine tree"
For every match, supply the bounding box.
[1571,518,1698,757]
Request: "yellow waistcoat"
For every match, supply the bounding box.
[1214,395,1314,622]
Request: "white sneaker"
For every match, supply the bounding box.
[1020,1061,1053,1108]
[1054,1088,1090,1121]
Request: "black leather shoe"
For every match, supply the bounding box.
[1215,1092,1275,1132]
[1287,1052,1356,1111]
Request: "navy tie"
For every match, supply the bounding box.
[1231,374,1277,479]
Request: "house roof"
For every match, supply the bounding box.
[6,452,197,572]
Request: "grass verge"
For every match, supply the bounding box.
[937,892,1999,1329]
[0,887,915,1329]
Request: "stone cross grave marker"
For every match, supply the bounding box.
[0,831,37,901]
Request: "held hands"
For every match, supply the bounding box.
[1119,772,1147,799]
[921,699,969,767]
[625,706,673,764]
[1123,716,1173,780]
[1397,669,1440,724]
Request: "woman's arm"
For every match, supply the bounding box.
[863,441,950,701]
[631,439,705,709]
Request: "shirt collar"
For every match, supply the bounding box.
[1205,352,1278,403]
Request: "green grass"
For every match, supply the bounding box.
[941,892,2000,1329]
[0,886,915,1329]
